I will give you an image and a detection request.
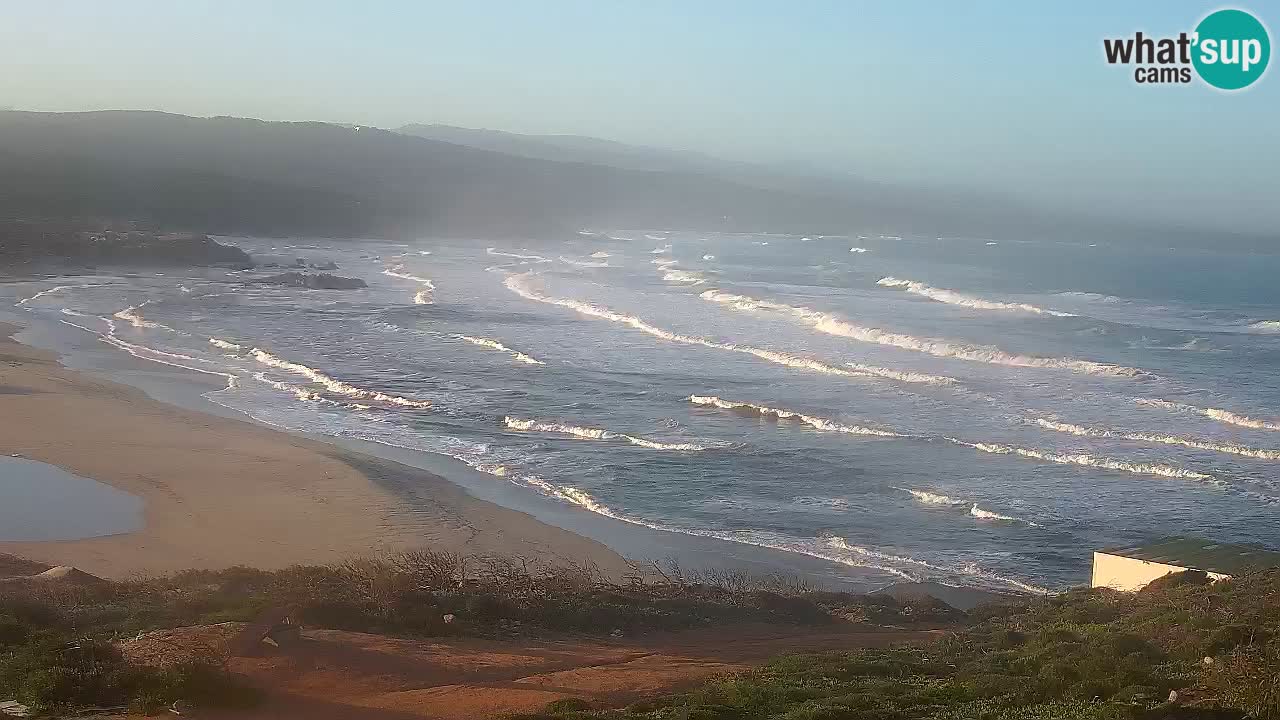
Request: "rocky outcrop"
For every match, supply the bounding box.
[0,220,253,268]
[252,272,367,289]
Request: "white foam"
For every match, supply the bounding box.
[113,302,179,332]
[15,283,109,307]
[904,489,965,506]
[515,475,1045,592]
[877,277,1074,317]
[824,537,1049,594]
[209,337,244,352]
[504,416,712,451]
[559,255,610,268]
[251,371,331,404]
[504,273,898,383]
[486,247,552,263]
[663,269,705,284]
[843,363,957,386]
[687,396,906,438]
[382,264,435,304]
[455,335,544,365]
[60,316,239,389]
[1034,418,1280,461]
[249,348,431,408]
[967,502,1029,525]
[1135,399,1280,432]
[644,234,667,242]
[589,251,611,259]
[946,438,1215,481]
[702,254,716,261]
[1247,320,1280,333]
[849,247,869,253]
[649,244,673,254]
[701,289,1143,378]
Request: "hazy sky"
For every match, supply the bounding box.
[3,1,1277,234]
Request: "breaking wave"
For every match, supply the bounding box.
[589,251,611,259]
[209,337,244,352]
[877,277,1075,316]
[249,349,431,408]
[688,396,907,438]
[16,283,111,307]
[382,265,435,304]
[113,302,183,332]
[904,489,965,506]
[902,488,1038,526]
[486,248,552,263]
[849,247,869,253]
[1033,418,1280,460]
[663,269,706,284]
[843,363,957,386]
[946,438,1215,481]
[969,504,1027,524]
[650,244,672,254]
[455,335,544,365]
[700,289,1144,378]
[504,416,713,450]
[57,316,237,389]
[1135,399,1280,432]
[516,476,1047,592]
[504,273,935,385]
[559,255,610,268]
[1247,320,1280,333]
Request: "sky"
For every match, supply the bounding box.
[2,1,1277,235]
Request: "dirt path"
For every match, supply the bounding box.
[175,623,942,719]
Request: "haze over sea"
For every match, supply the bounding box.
[11,230,1280,594]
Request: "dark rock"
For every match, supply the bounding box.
[252,272,366,289]
[0,220,252,268]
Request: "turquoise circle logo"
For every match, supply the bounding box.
[1192,9,1270,90]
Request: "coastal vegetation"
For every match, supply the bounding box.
[528,569,1280,720]
[4,554,1279,718]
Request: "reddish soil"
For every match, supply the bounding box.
[152,623,942,719]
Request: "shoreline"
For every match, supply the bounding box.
[0,320,632,578]
[0,296,900,592]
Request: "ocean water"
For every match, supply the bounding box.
[8,230,1280,593]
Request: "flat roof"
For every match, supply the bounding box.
[1099,537,1280,576]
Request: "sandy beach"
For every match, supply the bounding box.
[0,321,629,579]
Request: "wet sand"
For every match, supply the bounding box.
[0,321,629,578]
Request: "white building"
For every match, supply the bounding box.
[1092,537,1280,591]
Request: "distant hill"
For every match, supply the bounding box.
[0,111,894,239]
[0,111,1271,249]
[397,123,727,174]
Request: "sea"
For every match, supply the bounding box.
[6,230,1280,595]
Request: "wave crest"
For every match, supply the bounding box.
[250,349,431,408]
[947,438,1214,481]
[904,489,965,506]
[382,265,435,304]
[1034,418,1280,460]
[504,415,713,450]
[455,335,544,365]
[1135,398,1280,432]
[878,277,1074,316]
[505,273,932,385]
[701,289,1143,378]
[688,396,906,438]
